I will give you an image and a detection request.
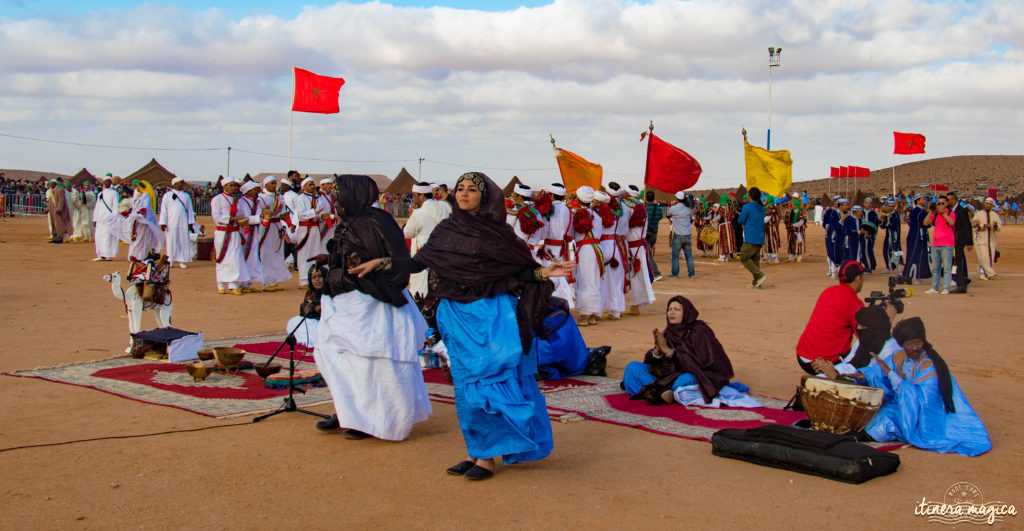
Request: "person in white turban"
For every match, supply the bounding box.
[158,176,196,268]
[256,176,292,291]
[211,177,251,294]
[571,186,605,325]
[292,176,324,286]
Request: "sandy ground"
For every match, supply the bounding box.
[1,215,1022,529]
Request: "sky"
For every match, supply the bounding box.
[1,0,1022,189]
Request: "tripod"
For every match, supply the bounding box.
[253,315,329,423]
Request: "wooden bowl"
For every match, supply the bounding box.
[187,363,210,381]
[254,363,282,378]
[213,347,245,367]
[196,349,215,360]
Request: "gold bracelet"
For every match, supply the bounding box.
[380,257,392,271]
[533,268,548,282]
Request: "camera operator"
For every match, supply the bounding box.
[945,191,973,293]
[922,195,956,294]
[795,260,866,375]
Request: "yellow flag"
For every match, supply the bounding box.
[743,136,792,198]
[554,147,602,194]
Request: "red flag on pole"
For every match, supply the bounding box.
[930,184,949,192]
[854,166,870,178]
[830,166,840,178]
[643,133,703,193]
[893,132,926,155]
[839,166,849,178]
[292,67,345,114]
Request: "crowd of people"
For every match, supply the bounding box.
[25,168,1002,478]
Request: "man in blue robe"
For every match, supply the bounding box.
[823,198,844,278]
[817,317,991,457]
[902,194,932,282]
[880,199,903,272]
[842,205,866,265]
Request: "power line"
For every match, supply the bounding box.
[230,148,412,164]
[0,132,222,151]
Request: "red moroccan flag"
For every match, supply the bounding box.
[839,166,849,178]
[643,133,702,193]
[930,184,949,192]
[855,166,870,178]
[830,166,840,178]
[292,67,345,114]
[894,132,926,155]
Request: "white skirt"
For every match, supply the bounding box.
[315,289,431,441]
[285,316,319,348]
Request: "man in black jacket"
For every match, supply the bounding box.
[946,191,973,293]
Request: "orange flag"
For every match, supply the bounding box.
[553,146,602,194]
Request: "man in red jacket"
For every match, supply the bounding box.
[796,260,865,374]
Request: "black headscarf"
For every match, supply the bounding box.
[326,175,410,307]
[892,317,955,414]
[849,304,891,368]
[301,263,328,318]
[634,295,734,403]
[414,172,552,353]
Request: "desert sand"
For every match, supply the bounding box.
[1,214,1021,528]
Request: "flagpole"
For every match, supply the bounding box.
[891,154,896,197]
[288,68,295,174]
[226,146,231,178]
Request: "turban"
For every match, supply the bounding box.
[608,187,624,198]
[576,186,595,203]
[719,195,728,206]
[102,174,113,181]
[171,176,184,185]
[262,176,277,186]
[411,184,433,194]
[545,183,566,195]
[675,191,686,201]
[984,196,995,204]
[593,190,611,203]
[851,205,864,212]
[301,176,315,187]
[513,184,532,197]
[222,176,238,185]
[240,181,258,194]
[893,317,926,345]
[319,177,333,185]
[626,184,642,197]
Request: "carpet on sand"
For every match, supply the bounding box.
[8,337,897,448]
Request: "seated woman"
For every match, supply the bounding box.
[814,317,991,457]
[532,297,591,380]
[285,264,326,348]
[623,296,750,406]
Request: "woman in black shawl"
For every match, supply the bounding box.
[622,295,734,405]
[349,172,575,481]
[312,175,432,442]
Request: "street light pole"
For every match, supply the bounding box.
[418,157,425,181]
[767,46,782,150]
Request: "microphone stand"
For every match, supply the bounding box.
[252,313,329,422]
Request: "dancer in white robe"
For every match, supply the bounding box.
[123,181,164,261]
[403,181,450,299]
[211,177,250,294]
[317,177,338,254]
[572,186,605,326]
[237,181,264,291]
[292,177,324,287]
[596,189,626,319]
[314,174,431,441]
[158,177,196,267]
[539,183,575,308]
[624,184,655,311]
[70,184,95,241]
[509,184,546,262]
[92,176,122,260]
[257,177,292,291]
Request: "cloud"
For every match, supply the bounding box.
[0,0,1021,188]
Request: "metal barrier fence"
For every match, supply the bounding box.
[2,193,48,216]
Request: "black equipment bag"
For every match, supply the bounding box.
[710,425,900,484]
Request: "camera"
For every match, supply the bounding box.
[864,275,913,314]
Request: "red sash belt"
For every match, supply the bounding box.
[600,234,617,241]
[263,217,282,225]
[627,239,645,248]
[216,226,239,232]
[544,239,565,247]
[578,238,600,246]
[298,220,319,227]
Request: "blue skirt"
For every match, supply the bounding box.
[437,294,553,464]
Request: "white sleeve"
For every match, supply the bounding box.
[158,193,169,225]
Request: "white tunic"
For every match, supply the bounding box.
[625,200,655,307]
[71,190,95,240]
[403,199,450,298]
[211,193,250,285]
[158,190,196,264]
[238,195,263,285]
[600,205,628,316]
[317,192,338,254]
[291,192,323,286]
[257,192,292,286]
[572,206,605,316]
[93,187,120,258]
[315,290,432,441]
[540,200,575,308]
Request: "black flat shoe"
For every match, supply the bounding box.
[446,460,476,476]
[315,414,339,431]
[464,465,494,481]
[344,429,372,440]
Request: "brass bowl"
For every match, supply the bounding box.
[254,363,282,378]
[196,349,215,360]
[187,363,210,381]
[213,347,245,367]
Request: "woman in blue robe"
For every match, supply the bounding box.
[349,172,574,481]
[822,317,991,457]
[902,195,932,281]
